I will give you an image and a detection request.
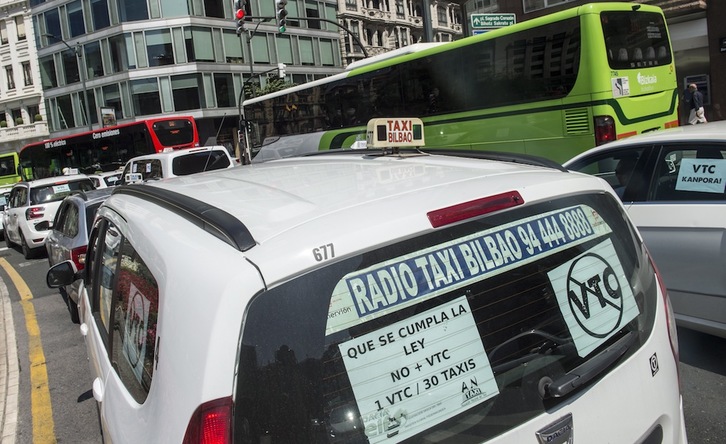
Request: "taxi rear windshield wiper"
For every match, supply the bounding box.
[490,329,577,374]
[543,330,636,398]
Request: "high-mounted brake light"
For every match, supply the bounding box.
[427,191,524,228]
[182,396,233,444]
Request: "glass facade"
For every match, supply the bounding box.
[31,0,344,141]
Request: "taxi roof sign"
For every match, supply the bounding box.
[366,118,425,148]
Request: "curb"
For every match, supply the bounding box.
[0,276,18,444]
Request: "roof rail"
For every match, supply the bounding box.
[112,185,256,251]
[304,148,569,172]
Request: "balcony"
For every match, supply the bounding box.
[0,121,49,143]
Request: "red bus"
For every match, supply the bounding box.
[19,116,199,180]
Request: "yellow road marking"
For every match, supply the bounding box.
[0,258,56,443]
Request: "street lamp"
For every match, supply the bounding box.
[44,34,93,132]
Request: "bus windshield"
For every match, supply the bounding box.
[602,11,672,69]
[243,3,678,164]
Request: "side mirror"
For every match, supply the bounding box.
[46,260,79,288]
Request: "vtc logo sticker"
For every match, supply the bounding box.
[566,252,624,338]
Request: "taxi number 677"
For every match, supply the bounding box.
[313,243,335,262]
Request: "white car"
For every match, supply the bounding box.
[120,145,236,185]
[87,170,123,188]
[47,119,686,444]
[564,121,726,338]
[5,175,95,258]
[0,184,14,237]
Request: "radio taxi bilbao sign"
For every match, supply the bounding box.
[327,204,639,441]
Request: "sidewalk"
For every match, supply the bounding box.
[0,276,18,444]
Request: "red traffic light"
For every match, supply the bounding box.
[235,8,245,19]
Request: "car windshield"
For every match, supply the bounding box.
[234,193,658,443]
[30,179,95,205]
[171,150,231,176]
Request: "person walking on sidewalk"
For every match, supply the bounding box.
[687,83,707,124]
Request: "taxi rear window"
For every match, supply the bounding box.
[234,193,657,443]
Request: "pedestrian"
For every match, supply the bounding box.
[687,83,707,124]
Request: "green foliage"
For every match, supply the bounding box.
[244,75,294,99]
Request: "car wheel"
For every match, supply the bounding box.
[65,290,80,324]
[20,233,34,259]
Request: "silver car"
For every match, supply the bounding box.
[45,187,113,322]
[564,121,726,338]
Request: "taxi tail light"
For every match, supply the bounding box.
[594,116,616,146]
[26,206,45,220]
[71,245,88,271]
[648,251,680,373]
[182,396,233,444]
[427,191,524,228]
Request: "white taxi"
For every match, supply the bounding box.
[119,145,236,185]
[47,118,687,444]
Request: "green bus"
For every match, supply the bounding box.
[243,2,678,164]
[0,152,22,185]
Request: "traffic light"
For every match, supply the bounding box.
[275,0,288,33]
[277,63,286,79]
[233,0,252,35]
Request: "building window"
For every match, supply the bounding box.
[44,8,62,40]
[171,74,202,111]
[320,39,335,66]
[160,0,190,17]
[118,0,149,22]
[28,105,40,121]
[204,0,225,18]
[306,1,321,30]
[251,36,270,64]
[6,66,15,90]
[395,0,404,18]
[299,37,314,65]
[184,27,215,62]
[110,33,137,72]
[437,6,447,25]
[68,0,86,37]
[146,30,174,67]
[223,30,244,64]
[22,62,32,86]
[345,0,357,12]
[0,22,7,45]
[523,0,573,13]
[91,0,111,30]
[61,48,81,84]
[85,41,104,78]
[276,34,294,64]
[130,78,161,115]
[56,95,77,129]
[213,73,234,108]
[102,84,124,119]
[40,56,57,88]
[16,16,26,41]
